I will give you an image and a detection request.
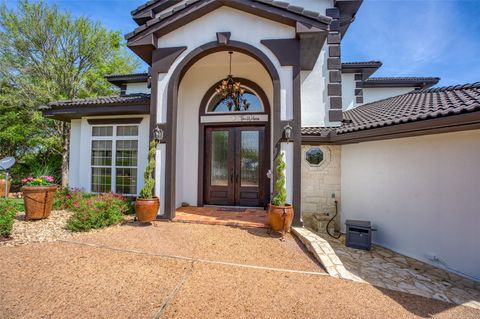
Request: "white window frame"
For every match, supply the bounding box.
[90,124,139,196]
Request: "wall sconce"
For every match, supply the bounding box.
[153,125,163,143]
[283,123,293,143]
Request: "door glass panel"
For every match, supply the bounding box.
[240,131,259,187]
[211,130,229,186]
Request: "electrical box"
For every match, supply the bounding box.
[345,220,375,251]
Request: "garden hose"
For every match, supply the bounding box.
[326,200,341,239]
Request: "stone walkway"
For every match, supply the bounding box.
[293,227,480,310]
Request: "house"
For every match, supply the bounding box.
[41,0,480,281]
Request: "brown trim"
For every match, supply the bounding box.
[87,118,144,125]
[216,32,231,45]
[127,0,330,59]
[301,112,480,145]
[261,38,303,226]
[149,46,187,141]
[341,61,382,80]
[363,77,440,89]
[197,78,272,208]
[160,40,284,221]
[42,104,150,122]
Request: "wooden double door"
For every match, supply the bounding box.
[204,126,267,207]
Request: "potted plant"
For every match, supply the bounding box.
[0,173,10,198]
[267,152,294,240]
[135,140,160,222]
[21,176,57,220]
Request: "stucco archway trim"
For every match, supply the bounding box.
[160,40,283,219]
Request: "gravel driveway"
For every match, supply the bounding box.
[1,222,479,318]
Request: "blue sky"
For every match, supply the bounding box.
[5,0,480,86]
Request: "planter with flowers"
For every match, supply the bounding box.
[267,152,294,240]
[135,140,160,222]
[21,176,57,220]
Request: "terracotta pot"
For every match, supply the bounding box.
[22,186,57,220]
[135,197,160,222]
[267,204,294,233]
[0,179,10,198]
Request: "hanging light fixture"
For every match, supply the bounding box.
[215,51,250,111]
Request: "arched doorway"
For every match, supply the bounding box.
[163,40,283,218]
[199,78,271,207]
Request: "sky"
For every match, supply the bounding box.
[5,0,480,86]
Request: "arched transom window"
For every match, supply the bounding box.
[206,86,264,113]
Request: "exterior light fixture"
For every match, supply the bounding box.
[283,123,293,142]
[215,51,250,111]
[153,125,163,143]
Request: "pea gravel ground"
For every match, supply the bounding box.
[0,222,478,319]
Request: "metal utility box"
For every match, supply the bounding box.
[345,220,374,251]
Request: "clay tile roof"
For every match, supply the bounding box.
[340,82,480,134]
[42,94,151,110]
[302,82,480,136]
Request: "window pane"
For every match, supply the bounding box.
[92,126,113,137]
[91,141,112,166]
[91,167,112,193]
[211,131,229,186]
[306,147,324,165]
[117,126,139,137]
[240,131,259,187]
[116,168,137,195]
[116,140,138,167]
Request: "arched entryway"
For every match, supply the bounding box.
[163,40,283,217]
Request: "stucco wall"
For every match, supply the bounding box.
[362,87,414,104]
[125,82,150,95]
[341,73,356,110]
[341,129,480,280]
[301,145,341,233]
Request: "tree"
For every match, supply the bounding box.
[0,0,140,186]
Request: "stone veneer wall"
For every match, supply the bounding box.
[301,145,341,234]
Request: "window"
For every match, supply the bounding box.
[305,147,324,166]
[91,125,139,195]
[207,87,263,113]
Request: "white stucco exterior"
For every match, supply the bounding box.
[125,82,150,95]
[341,129,480,280]
[362,87,414,104]
[341,73,356,110]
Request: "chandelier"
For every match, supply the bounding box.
[215,51,250,111]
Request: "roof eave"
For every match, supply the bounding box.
[42,103,150,122]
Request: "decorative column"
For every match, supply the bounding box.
[326,8,343,123]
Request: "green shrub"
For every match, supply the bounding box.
[0,199,17,237]
[66,192,129,232]
[139,140,156,199]
[272,152,287,206]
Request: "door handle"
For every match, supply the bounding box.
[230,173,234,183]
[235,174,239,184]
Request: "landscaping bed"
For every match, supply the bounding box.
[0,189,134,246]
